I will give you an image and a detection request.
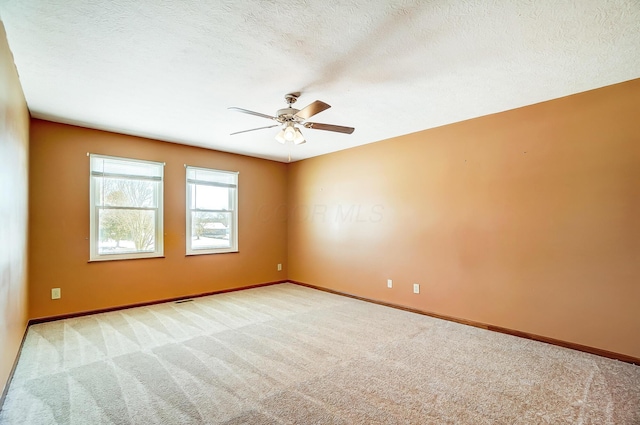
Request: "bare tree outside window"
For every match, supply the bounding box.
[100,179,155,251]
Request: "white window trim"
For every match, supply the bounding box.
[185,165,238,256]
[89,154,164,262]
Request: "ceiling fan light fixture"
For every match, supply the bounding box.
[293,127,306,145]
[274,129,286,144]
[283,123,296,142]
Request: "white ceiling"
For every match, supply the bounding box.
[1,1,639,163]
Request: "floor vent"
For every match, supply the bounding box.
[175,299,194,304]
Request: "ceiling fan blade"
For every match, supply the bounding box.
[304,122,355,134]
[294,100,331,120]
[228,107,276,120]
[230,124,279,136]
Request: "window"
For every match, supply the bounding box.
[90,154,164,261]
[186,166,238,255]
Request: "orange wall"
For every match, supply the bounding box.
[288,79,640,358]
[29,119,287,319]
[0,21,30,397]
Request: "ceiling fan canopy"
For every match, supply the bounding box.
[229,93,354,145]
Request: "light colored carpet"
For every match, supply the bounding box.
[1,283,639,424]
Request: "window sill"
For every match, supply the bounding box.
[88,254,165,263]
[185,250,239,256]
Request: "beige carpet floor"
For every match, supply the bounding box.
[1,283,638,424]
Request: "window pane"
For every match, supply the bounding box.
[190,211,232,250]
[191,184,231,210]
[98,209,156,254]
[96,178,157,208]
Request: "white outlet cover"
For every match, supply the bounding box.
[413,284,420,294]
[51,288,61,299]
[387,279,393,288]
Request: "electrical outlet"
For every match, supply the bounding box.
[413,283,420,294]
[387,279,393,288]
[277,263,282,271]
[51,288,61,300]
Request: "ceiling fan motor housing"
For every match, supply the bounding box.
[277,108,301,123]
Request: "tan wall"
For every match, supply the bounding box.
[29,119,288,319]
[0,21,30,397]
[288,79,640,358]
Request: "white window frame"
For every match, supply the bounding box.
[186,166,238,255]
[89,154,164,261]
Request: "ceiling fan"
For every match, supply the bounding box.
[229,93,354,145]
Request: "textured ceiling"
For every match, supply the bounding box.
[1,1,639,162]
